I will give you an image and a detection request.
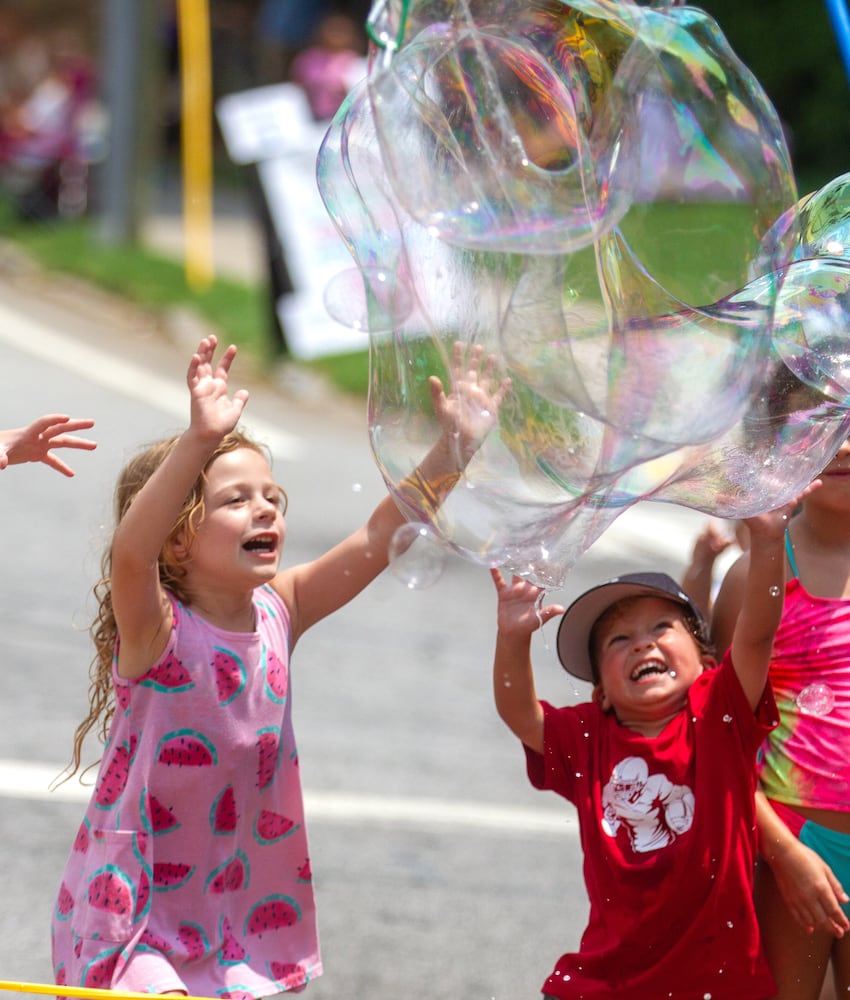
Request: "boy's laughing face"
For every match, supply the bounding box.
[593,595,713,732]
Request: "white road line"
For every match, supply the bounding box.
[0,300,304,461]
[0,758,574,837]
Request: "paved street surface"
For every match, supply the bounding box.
[0,262,707,1000]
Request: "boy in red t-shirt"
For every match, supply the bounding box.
[489,489,817,999]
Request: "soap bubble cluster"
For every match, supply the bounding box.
[317,0,850,587]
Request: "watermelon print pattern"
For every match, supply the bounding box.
[270,960,311,989]
[72,818,90,854]
[81,946,122,989]
[153,861,196,891]
[87,865,135,917]
[244,894,301,936]
[219,916,249,965]
[212,647,246,705]
[94,734,138,809]
[115,684,131,715]
[56,883,74,921]
[140,652,194,693]
[205,850,250,894]
[296,858,312,883]
[134,865,151,922]
[156,729,217,767]
[177,921,209,961]
[139,928,173,954]
[51,588,321,997]
[210,784,238,834]
[147,791,180,835]
[262,647,288,703]
[256,728,281,790]
[253,809,298,845]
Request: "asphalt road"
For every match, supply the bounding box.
[0,271,706,1000]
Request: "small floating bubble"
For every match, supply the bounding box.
[389,521,446,589]
[323,267,413,333]
[796,682,835,716]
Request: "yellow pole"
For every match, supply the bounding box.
[0,980,213,1000]
[177,0,214,290]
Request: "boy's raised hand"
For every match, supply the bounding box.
[0,414,96,477]
[429,341,511,460]
[491,568,565,639]
[187,335,250,440]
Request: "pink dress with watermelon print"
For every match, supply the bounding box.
[51,584,320,998]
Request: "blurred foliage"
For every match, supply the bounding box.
[701,0,850,193]
[0,200,373,396]
[0,210,265,351]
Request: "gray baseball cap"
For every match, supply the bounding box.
[556,571,706,683]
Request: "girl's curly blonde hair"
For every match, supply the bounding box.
[65,430,282,781]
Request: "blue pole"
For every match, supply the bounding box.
[825,0,850,85]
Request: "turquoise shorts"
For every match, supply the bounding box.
[799,819,850,918]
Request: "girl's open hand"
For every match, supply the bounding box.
[0,414,96,477]
[187,335,250,439]
[743,479,822,543]
[429,341,511,460]
[491,568,564,639]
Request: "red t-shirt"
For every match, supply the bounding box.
[525,653,778,999]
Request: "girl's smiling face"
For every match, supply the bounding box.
[179,447,287,590]
[592,595,714,733]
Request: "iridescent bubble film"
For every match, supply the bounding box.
[318,0,850,587]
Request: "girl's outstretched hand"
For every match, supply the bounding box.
[0,414,96,477]
[429,341,511,460]
[491,568,565,639]
[187,335,250,439]
[742,479,822,543]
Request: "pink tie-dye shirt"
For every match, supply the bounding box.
[760,577,850,812]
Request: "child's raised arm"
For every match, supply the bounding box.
[731,482,821,709]
[110,336,249,677]
[0,414,96,477]
[681,520,732,616]
[275,342,511,645]
[490,569,564,753]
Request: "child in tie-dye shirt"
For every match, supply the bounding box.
[713,435,850,1000]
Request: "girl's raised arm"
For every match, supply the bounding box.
[275,342,511,646]
[110,337,248,677]
[731,482,821,709]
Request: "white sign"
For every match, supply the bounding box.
[217,84,368,359]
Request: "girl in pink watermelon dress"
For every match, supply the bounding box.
[51,334,509,997]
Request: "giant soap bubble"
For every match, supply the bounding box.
[317,0,850,587]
